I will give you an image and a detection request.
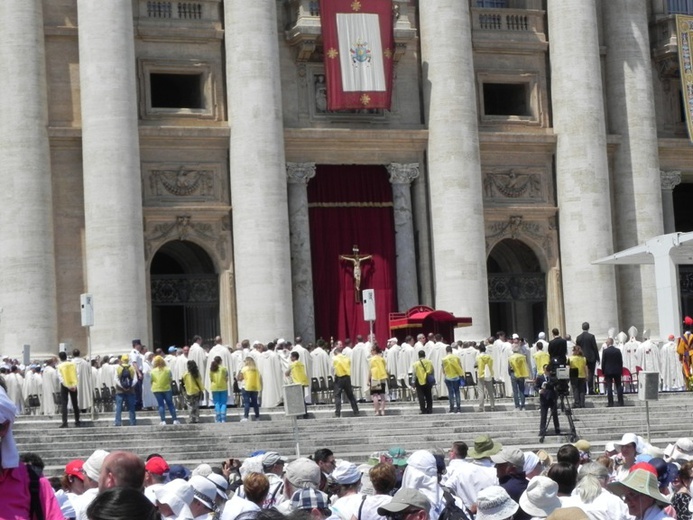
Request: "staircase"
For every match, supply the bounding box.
[13,391,693,474]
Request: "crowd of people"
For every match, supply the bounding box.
[2,373,693,520]
[0,323,691,427]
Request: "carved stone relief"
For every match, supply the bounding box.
[485,215,557,265]
[483,168,544,202]
[144,214,231,264]
[143,163,225,205]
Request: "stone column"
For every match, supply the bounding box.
[604,0,665,337]
[287,162,316,342]
[387,163,420,312]
[548,0,619,335]
[77,0,148,352]
[0,0,58,358]
[419,0,490,339]
[224,1,294,340]
[661,171,681,234]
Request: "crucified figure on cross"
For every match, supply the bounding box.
[339,245,372,303]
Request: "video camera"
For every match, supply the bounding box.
[545,359,571,396]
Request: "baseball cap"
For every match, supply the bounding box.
[145,456,170,476]
[65,460,85,481]
[169,464,191,481]
[332,461,361,485]
[262,452,287,468]
[285,457,321,489]
[377,488,431,515]
[491,447,525,469]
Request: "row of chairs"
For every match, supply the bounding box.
[596,367,640,393]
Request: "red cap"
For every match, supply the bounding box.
[65,460,85,481]
[145,456,170,475]
[669,334,676,341]
[685,316,693,326]
[630,462,657,476]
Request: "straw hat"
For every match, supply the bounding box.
[607,468,671,507]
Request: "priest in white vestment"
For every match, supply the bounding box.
[142,352,157,409]
[261,344,285,407]
[41,359,60,416]
[661,335,685,391]
[430,336,448,398]
[5,368,24,413]
[71,351,93,411]
[635,337,661,374]
[22,367,42,414]
[350,338,370,401]
[621,333,640,374]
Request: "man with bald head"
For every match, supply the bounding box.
[98,450,145,492]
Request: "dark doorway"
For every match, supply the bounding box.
[487,239,546,341]
[150,241,218,350]
[674,182,693,318]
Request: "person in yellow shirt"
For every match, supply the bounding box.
[533,345,550,382]
[332,347,360,418]
[476,344,495,412]
[238,357,262,422]
[412,350,434,414]
[368,346,389,416]
[182,360,204,424]
[569,346,588,408]
[442,345,465,414]
[56,351,80,428]
[150,355,180,425]
[508,341,530,411]
[209,356,229,423]
[286,351,310,419]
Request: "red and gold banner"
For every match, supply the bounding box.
[319,0,394,110]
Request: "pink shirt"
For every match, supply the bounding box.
[0,463,65,520]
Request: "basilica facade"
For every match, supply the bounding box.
[1,0,692,358]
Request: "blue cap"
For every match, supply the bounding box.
[168,346,177,354]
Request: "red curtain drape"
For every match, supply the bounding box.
[308,165,396,344]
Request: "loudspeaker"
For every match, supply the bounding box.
[80,293,94,327]
[283,384,306,416]
[638,371,659,401]
[22,345,30,366]
[363,289,376,321]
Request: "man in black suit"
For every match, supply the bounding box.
[576,322,600,395]
[601,337,624,407]
[535,363,560,437]
[548,328,567,366]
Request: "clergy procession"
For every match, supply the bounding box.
[1,322,691,425]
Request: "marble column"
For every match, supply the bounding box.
[0,0,58,358]
[604,0,665,337]
[419,0,490,339]
[287,162,316,342]
[548,0,618,336]
[661,171,681,234]
[77,0,148,352]
[224,1,294,340]
[387,163,420,312]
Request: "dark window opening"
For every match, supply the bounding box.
[477,0,508,7]
[150,73,203,109]
[483,83,529,116]
[680,89,687,124]
[669,0,693,14]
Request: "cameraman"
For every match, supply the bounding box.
[535,364,561,437]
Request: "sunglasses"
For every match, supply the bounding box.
[386,509,418,520]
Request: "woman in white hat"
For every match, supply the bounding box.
[614,433,643,482]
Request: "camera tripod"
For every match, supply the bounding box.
[539,391,578,443]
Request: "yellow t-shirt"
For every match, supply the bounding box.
[289,361,309,386]
[413,359,433,385]
[183,372,203,396]
[150,366,172,393]
[333,354,351,377]
[569,355,588,378]
[369,356,388,381]
[477,353,493,380]
[533,351,550,373]
[508,353,530,378]
[442,354,464,379]
[210,366,229,392]
[57,361,78,388]
[242,366,262,392]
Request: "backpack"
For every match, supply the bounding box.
[438,490,471,520]
[119,365,133,390]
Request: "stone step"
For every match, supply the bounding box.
[13,392,693,473]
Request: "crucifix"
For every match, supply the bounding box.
[339,245,372,303]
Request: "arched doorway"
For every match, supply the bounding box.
[150,241,219,350]
[487,239,546,340]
